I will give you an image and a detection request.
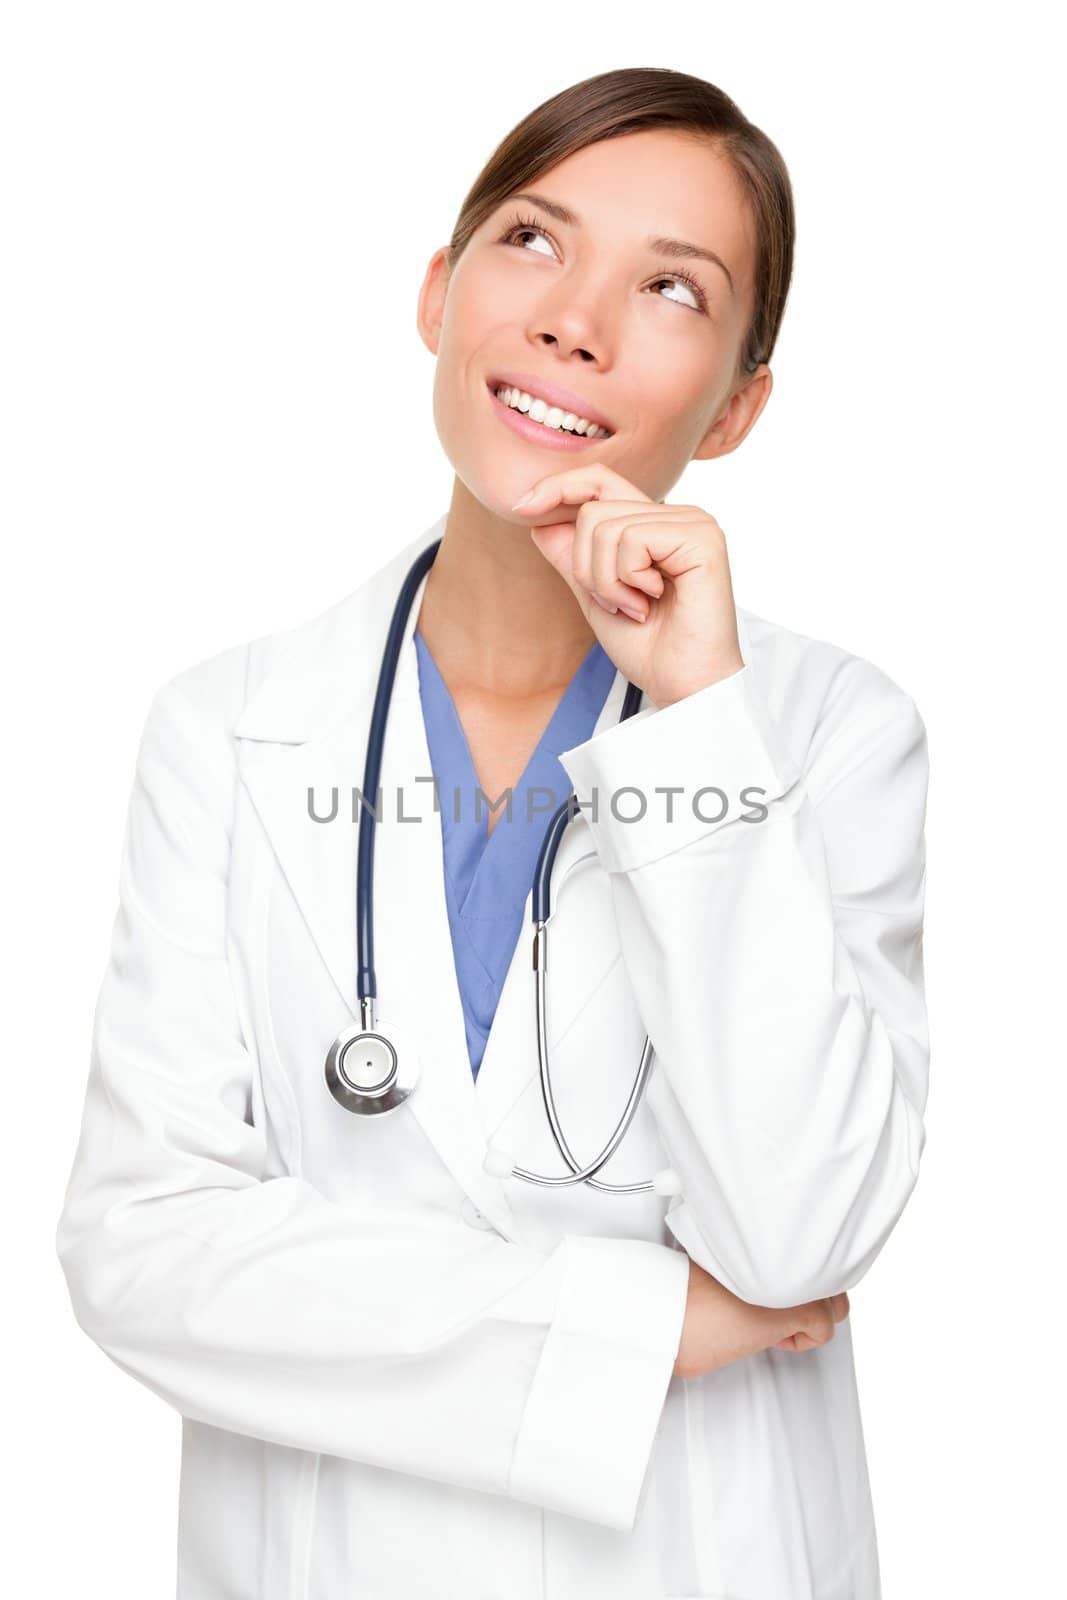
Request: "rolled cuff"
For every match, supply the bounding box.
[558,665,802,873]
[506,1235,690,1532]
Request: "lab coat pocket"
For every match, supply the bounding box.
[228,786,305,1178]
[255,841,455,1215]
[257,853,381,1189]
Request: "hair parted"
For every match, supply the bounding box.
[446,67,796,381]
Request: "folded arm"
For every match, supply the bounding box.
[558,658,930,1309]
[55,678,690,1533]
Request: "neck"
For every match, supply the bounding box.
[414,477,598,697]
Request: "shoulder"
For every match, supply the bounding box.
[737,603,928,793]
[129,591,372,817]
[143,516,448,762]
[133,604,326,778]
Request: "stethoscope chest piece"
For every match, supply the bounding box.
[324,1017,420,1116]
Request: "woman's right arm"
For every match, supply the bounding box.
[55,676,695,1537]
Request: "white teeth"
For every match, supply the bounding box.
[494,384,609,438]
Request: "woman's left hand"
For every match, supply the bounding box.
[513,463,745,708]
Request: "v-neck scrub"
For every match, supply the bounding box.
[414,626,618,1078]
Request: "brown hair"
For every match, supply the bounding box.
[446,67,795,383]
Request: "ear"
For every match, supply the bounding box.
[692,363,773,461]
[416,247,452,356]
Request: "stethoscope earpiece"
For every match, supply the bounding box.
[483,1145,516,1179]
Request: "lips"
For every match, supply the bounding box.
[487,385,610,453]
[486,370,616,435]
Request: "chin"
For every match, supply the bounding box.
[450,465,514,521]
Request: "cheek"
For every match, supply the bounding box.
[629,333,729,444]
[430,296,477,432]
[637,333,714,406]
[432,280,502,418]
[442,264,515,349]
[631,371,711,457]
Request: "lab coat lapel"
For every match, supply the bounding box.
[375,596,526,1236]
[472,665,635,1142]
[472,605,758,1146]
[233,517,523,1240]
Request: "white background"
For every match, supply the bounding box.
[4,2,1063,1594]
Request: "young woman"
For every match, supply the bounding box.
[57,67,929,1600]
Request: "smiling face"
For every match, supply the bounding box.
[418,127,772,515]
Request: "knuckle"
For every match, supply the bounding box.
[807,1301,835,1345]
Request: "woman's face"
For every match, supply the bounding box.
[419,127,771,516]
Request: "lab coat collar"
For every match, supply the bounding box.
[233,512,755,1240]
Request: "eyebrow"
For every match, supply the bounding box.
[505,190,736,299]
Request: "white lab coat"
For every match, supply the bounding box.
[56,509,930,1600]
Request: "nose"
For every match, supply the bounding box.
[529,277,608,366]
[535,329,597,363]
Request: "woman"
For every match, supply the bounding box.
[56,67,929,1600]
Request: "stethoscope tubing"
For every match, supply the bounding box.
[331,536,680,1197]
[356,539,441,1021]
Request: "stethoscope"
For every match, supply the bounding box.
[324,538,682,1198]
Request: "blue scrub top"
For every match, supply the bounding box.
[414,627,618,1079]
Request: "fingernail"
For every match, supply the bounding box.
[591,593,618,615]
[511,488,537,509]
[618,605,646,623]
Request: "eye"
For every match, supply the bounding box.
[498,211,557,259]
[646,271,708,314]
[495,210,710,315]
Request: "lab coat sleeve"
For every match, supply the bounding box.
[556,658,930,1309]
[54,677,691,1535]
